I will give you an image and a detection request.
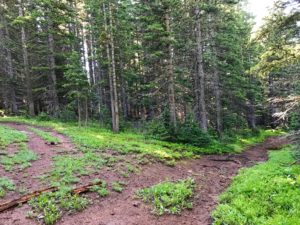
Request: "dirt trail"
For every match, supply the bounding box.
[0,123,78,225]
[0,123,288,225]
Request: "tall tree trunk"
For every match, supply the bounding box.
[0,3,18,114]
[120,60,129,119]
[246,99,256,130]
[108,3,120,133]
[47,16,59,116]
[5,24,18,114]
[86,27,95,85]
[165,8,177,130]
[268,73,277,128]
[18,0,34,116]
[104,3,119,133]
[208,4,222,136]
[77,94,81,126]
[0,12,8,111]
[104,4,115,131]
[195,5,207,131]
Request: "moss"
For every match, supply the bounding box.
[212,146,300,225]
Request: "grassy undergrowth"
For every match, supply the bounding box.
[49,153,106,185]
[28,189,89,225]
[0,142,38,171]
[212,146,300,225]
[0,177,15,198]
[0,124,37,171]
[137,178,195,215]
[28,127,60,144]
[0,117,284,162]
[0,125,27,149]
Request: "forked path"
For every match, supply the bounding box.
[0,123,288,225]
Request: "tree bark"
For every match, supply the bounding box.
[47,15,59,116]
[5,24,18,114]
[208,3,222,136]
[18,0,34,116]
[165,8,177,130]
[246,99,256,130]
[195,5,207,131]
[108,3,119,132]
[120,60,129,119]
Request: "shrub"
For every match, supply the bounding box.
[58,107,77,122]
[176,115,212,147]
[289,111,300,130]
[145,117,172,141]
[29,189,89,225]
[137,177,195,215]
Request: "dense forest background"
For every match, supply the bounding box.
[0,0,299,141]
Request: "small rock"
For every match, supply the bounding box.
[133,201,140,207]
[110,211,115,215]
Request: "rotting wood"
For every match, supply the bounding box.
[210,158,242,164]
[0,181,101,213]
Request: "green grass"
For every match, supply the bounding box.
[224,129,284,153]
[0,117,284,162]
[89,181,110,197]
[0,142,38,171]
[0,125,27,149]
[212,146,300,225]
[0,124,37,171]
[137,177,195,215]
[0,177,15,198]
[28,189,89,225]
[49,152,106,186]
[112,181,125,193]
[28,127,60,144]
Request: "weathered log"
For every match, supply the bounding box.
[210,158,242,164]
[0,181,101,213]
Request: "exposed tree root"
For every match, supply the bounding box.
[0,181,101,213]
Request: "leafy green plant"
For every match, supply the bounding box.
[176,115,212,147]
[0,143,38,171]
[0,125,27,149]
[50,152,106,185]
[90,181,109,197]
[212,147,300,225]
[112,181,125,193]
[137,177,195,215]
[0,177,15,198]
[28,127,60,144]
[29,189,89,225]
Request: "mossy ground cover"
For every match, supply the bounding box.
[137,178,195,215]
[28,189,89,225]
[0,117,286,225]
[0,142,38,171]
[0,124,38,171]
[0,124,27,149]
[0,117,284,162]
[28,127,60,144]
[0,177,15,198]
[212,146,300,225]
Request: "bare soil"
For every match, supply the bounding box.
[0,123,288,225]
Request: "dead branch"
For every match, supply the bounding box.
[0,181,101,213]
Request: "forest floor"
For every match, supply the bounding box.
[0,122,288,225]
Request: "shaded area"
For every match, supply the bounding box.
[0,122,287,225]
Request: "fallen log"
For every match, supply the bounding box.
[210,158,242,164]
[0,181,101,213]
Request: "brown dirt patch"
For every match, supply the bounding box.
[0,123,288,225]
[0,122,77,225]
